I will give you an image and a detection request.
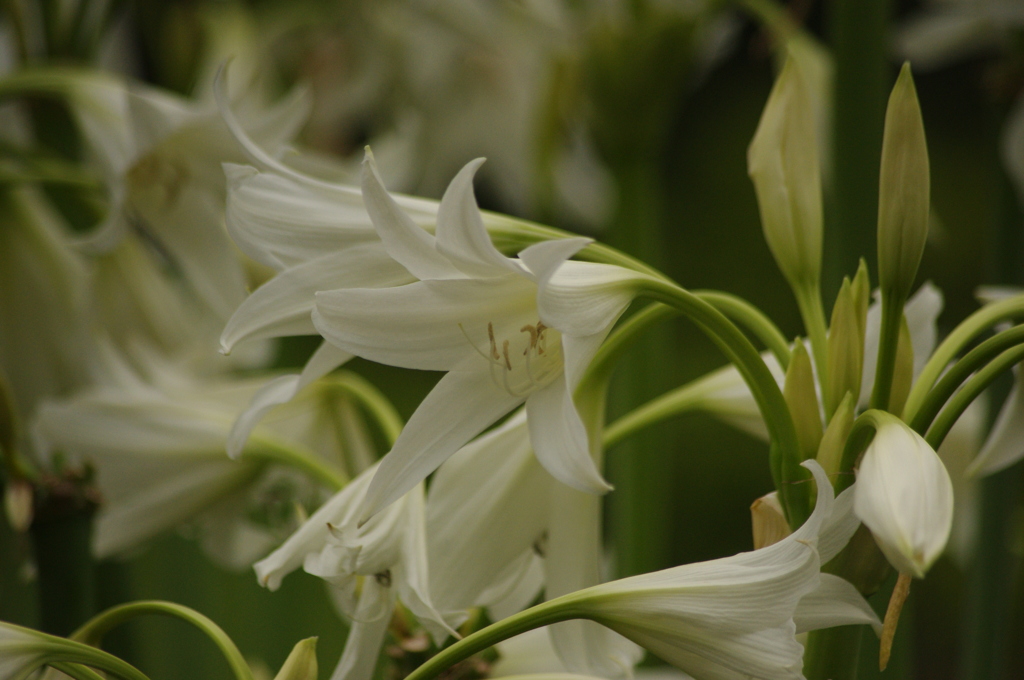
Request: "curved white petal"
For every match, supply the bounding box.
[226,342,352,459]
[362,151,462,281]
[359,369,524,522]
[220,243,411,352]
[313,275,537,372]
[537,260,647,338]
[854,423,953,577]
[435,158,522,278]
[327,587,395,680]
[224,164,380,271]
[795,574,881,635]
[426,411,550,614]
[818,485,861,564]
[526,381,611,495]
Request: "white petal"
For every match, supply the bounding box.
[220,243,411,353]
[518,237,592,287]
[313,275,537,372]
[359,369,524,522]
[969,365,1024,476]
[817,485,861,564]
[435,158,522,278]
[536,260,647,338]
[362,151,462,280]
[795,574,881,635]
[224,164,380,271]
[854,424,953,577]
[94,460,257,558]
[426,411,549,614]
[327,587,395,680]
[226,342,352,459]
[526,381,611,495]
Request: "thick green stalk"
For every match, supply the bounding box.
[823,0,892,299]
[325,372,404,446]
[70,600,255,680]
[802,627,863,680]
[637,280,808,524]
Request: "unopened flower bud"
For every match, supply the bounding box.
[854,416,952,578]
[878,63,929,307]
[826,279,863,418]
[784,342,823,460]
[748,53,823,292]
[273,637,318,680]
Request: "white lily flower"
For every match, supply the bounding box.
[55,69,309,321]
[553,461,873,680]
[254,463,459,680]
[853,418,954,578]
[31,340,356,568]
[313,153,652,521]
[425,410,549,616]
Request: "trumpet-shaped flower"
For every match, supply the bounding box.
[254,463,459,680]
[312,153,651,521]
[31,339,359,568]
[547,461,876,680]
[853,418,954,578]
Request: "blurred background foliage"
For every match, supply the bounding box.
[1,0,1023,678]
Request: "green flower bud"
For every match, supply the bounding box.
[748,53,823,293]
[878,63,930,307]
[826,279,863,418]
[273,638,318,680]
[817,392,855,479]
[784,342,823,460]
[890,315,915,417]
[851,259,871,341]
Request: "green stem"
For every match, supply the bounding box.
[244,437,347,491]
[49,662,108,680]
[795,283,830,402]
[637,280,808,524]
[802,627,863,680]
[69,600,254,680]
[581,303,678,393]
[603,378,711,449]
[924,345,1024,450]
[903,292,1024,419]
[869,298,903,412]
[405,599,583,680]
[907,324,1024,433]
[695,290,792,368]
[325,372,404,446]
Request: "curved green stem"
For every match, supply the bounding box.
[603,378,713,449]
[695,290,792,369]
[244,437,347,491]
[907,324,1024,433]
[69,601,254,680]
[835,411,886,493]
[324,372,404,446]
[580,303,678,394]
[925,345,1024,450]
[405,598,585,680]
[636,279,807,524]
[49,662,108,680]
[904,293,1024,419]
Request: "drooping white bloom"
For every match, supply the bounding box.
[254,463,458,680]
[53,69,309,321]
[312,153,652,521]
[31,340,361,568]
[854,418,954,578]
[551,461,875,680]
